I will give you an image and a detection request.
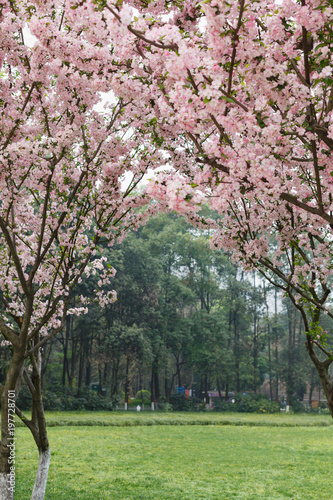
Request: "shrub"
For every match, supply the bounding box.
[16,386,118,412]
[169,394,199,411]
[159,402,173,412]
[213,394,280,414]
[289,398,305,414]
[156,398,173,411]
[212,400,230,412]
[131,397,151,406]
[134,390,151,401]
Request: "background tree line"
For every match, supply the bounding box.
[3,212,329,412]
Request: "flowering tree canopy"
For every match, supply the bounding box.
[2,0,333,497]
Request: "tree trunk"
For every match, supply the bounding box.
[154,369,160,400]
[204,373,209,404]
[125,357,129,406]
[286,302,294,406]
[150,366,154,403]
[69,334,78,390]
[0,351,25,500]
[264,283,273,401]
[29,347,51,500]
[216,377,223,400]
[275,339,279,402]
[31,449,51,500]
[85,356,91,388]
[77,341,84,396]
[306,341,333,418]
[252,272,258,394]
[234,314,240,393]
[85,338,91,387]
[110,358,120,397]
[0,473,14,500]
[268,329,273,401]
[103,362,108,389]
[150,363,160,402]
[253,322,258,394]
[165,369,171,402]
[175,355,182,388]
[62,317,70,386]
[98,367,103,396]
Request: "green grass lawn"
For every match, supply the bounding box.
[15,410,333,428]
[15,413,333,499]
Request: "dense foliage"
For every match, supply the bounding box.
[23,213,329,414]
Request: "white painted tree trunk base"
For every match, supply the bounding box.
[30,449,51,500]
[0,472,14,500]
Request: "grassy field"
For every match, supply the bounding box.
[14,412,333,499]
[15,410,333,428]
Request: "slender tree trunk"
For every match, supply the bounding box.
[31,449,51,500]
[252,272,257,394]
[274,287,279,402]
[85,358,91,387]
[264,283,273,400]
[306,344,333,418]
[77,341,84,396]
[175,355,182,388]
[253,323,258,394]
[103,361,108,389]
[226,300,232,398]
[286,303,292,406]
[69,338,77,389]
[85,339,91,388]
[62,317,70,387]
[275,338,279,402]
[0,350,25,500]
[154,371,160,400]
[234,314,240,393]
[150,365,154,403]
[29,346,51,500]
[308,384,313,406]
[199,377,203,402]
[204,373,209,404]
[216,377,223,400]
[164,370,168,401]
[139,369,144,409]
[110,357,120,397]
[125,357,129,406]
[98,367,103,396]
[318,386,321,408]
[268,327,273,401]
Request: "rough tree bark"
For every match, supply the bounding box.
[0,349,25,500]
[0,343,52,500]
